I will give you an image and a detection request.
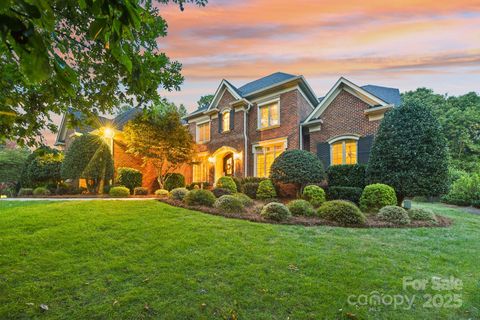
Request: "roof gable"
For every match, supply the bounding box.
[304,77,397,123]
[238,72,296,96]
[361,85,402,106]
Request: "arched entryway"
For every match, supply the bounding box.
[209,146,242,183]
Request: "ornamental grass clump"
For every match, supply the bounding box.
[377,206,411,225]
[302,185,326,207]
[214,195,244,213]
[317,200,366,225]
[287,199,316,216]
[260,202,291,221]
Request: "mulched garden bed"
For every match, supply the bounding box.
[158,198,452,228]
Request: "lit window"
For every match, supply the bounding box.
[197,122,210,143]
[193,159,208,182]
[222,111,230,132]
[258,101,279,129]
[331,140,357,165]
[255,142,285,177]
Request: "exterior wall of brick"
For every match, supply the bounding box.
[308,89,382,154]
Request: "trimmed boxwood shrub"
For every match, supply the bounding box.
[154,189,169,197]
[164,173,186,191]
[169,187,189,201]
[184,189,216,207]
[442,173,480,207]
[116,167,142,194]
[359,183,397,212]
[257,179,277,200]
[232,193,254,207]
[327,164,366,188]
[212,187,232,198]
[260,202,291,221]
[133,187,148,195]
[287,199,316,216]
[242,182,259,199]
[232,177,242,194]
[109,186,130,197]
[216,176,237,193]
[472,200,480,209]
[408,208,437,222]
[326,186,363,204]
[186,182,211,190]
[18,188,33,196]
[377,206,410,225]
[317,200,366,225]
[33,186,50,196]
[302,185,326,207]
[214,195,244,213]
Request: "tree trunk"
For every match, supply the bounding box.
[397,194,405,207]
[157,176,164,190]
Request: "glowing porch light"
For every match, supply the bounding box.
[233,152,241,160]
[103,127,115,139]
[208,156,215,163]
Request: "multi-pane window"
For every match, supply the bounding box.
[255,142,285,177]
[331,140,357,165]
[222,111,230,132]
[197,122,210,143]
[193,160,207,182]
[258,101,279,129]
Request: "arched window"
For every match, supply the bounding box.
[331,139,357,165]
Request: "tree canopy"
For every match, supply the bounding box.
[366,101,449,204]
[0,145,30,185]
[402,88,480,172]
[197,94,214,109]
[123,99,194,188]
[61,134,113,193]
[0,0,207,146]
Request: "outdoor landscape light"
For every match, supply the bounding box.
[208,157,215,163]
[233,152,241,160]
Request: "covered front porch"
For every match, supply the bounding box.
[193,146,243,185]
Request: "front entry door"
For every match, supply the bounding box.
[223,153,234,176]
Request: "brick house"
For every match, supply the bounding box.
[184,73,401,184]
[56,72,400,189]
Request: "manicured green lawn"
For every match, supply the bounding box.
[0,200,478,319]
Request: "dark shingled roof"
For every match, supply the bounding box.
[238,72,297,96]
[113,107,142,130]
[361,85,401,106]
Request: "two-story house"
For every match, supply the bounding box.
[184,72,401,184]
[55,72,401,190]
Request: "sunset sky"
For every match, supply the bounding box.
[46,0,480,145]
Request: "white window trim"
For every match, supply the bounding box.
[257,98,280,130]
[252,137,287,177]
[196,121,211,144]
[329,137,359,165]
[221,109,230,133]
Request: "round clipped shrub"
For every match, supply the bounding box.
[33,187,50,196]
[216,176,237,193]
[377,206,411,225]
[212,187,232,198]
[18,188,33,196]
[302,185,326,207]
[359,183,397,212]
[232,193,254,207]
[256,179,277,200]
[154,189,169,197]
[134,187,148,195]
[317,200,366,225]
[184,189,216,207]
[109,186,130,197]
[116,167,142,194]
[214,195,244,213]
[242,182,259,199]
[287,199,316,216]
[260,202,291,221]
[408,208,437,222]
[169,187,189,201]
[164,173,186,191]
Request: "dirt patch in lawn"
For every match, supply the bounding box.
[158,198,452,228]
